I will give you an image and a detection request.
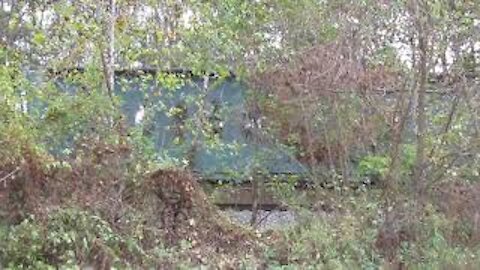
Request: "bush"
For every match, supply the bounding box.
[398,206,480,268]
[0,209,129,269]
[264,194,382,269]
[358,155,391,184]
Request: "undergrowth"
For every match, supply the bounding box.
[2,68,480,269]
[3,177,480,269]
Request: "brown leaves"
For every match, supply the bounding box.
[252,40,399,99]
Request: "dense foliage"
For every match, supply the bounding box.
[1,0,479,268]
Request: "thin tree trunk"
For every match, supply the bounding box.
[333,96,350,183]
[383,82,410,200]
[103,0,115,101]
[300,98,316,168]
[412,0,428,201]
[250,174,259,227]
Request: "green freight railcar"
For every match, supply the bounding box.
[27,69,307,183]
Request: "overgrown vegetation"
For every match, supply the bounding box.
[1,0,480,269]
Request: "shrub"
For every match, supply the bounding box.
[264,196,382,269]
[0,209,129,269]
[358,155,391,184]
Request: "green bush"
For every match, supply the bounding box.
[358,155,391,183]
[357,144,416,185]
[0,209,128,269]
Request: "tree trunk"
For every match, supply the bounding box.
[384,82,410,200]
[412,0,428,201]
[250,174,259,227]
[103,0,115,101]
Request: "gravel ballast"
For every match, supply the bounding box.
[223,210,298,231]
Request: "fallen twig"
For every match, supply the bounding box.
[0,167,20,188]
[254,203,289,229]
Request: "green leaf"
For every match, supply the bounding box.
[32,32,46,46]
